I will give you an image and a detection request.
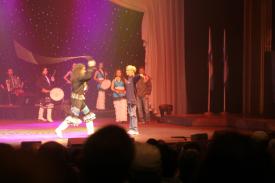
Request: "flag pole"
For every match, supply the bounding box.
[223,29,226,113]
[205,27,213,116]
[222,29,229,115]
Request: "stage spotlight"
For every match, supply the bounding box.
[159,104,173,117]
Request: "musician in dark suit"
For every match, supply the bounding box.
[36,67,55,122]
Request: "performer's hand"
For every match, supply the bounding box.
[88,60,96,67]
[51,76,55,82]
[144,75,150,82]
[117,90,126,94]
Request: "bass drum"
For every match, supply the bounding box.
[50,87,64,102]
[100,79,111,90]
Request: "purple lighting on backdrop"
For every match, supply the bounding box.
[1,0,144,67]
[72,0,114,60]
[0,0,144,109]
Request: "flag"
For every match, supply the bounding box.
[208,27,214,91]
[223,29,229,88]
[14,40,93,65]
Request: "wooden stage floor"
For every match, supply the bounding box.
[0,118,236,147]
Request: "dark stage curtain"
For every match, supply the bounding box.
[110,0,187,114]
[243,0,272,115]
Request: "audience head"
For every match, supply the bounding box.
[38,141,68,165]
[82,125,135,183]
[0,129,274,183]
[130,142,162,183]
[147,139,179,179]
[178,148,201,183]
[37,141,78,183]
[197,130,274,183]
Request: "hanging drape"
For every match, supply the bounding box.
[110,0,187,114]
[243,0,272,115]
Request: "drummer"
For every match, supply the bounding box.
[36,67,55,122]
[111,69,127,123]
[93,62,108,110]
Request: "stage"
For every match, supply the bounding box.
[1,104,274,147]
[0,118,232,147]
[0,106,274,147]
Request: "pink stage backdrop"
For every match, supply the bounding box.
[111,0,187,114]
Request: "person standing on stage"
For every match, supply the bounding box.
[63,63,76,84]
[93,62,107,110]
[5,68,24,105]
[63,63,76,99]
[36,67,55,122]
[111,69,127,123]
[0,71,5,104]
[55,60,96,138]
[136,67,152,123]
[125,65,143,135]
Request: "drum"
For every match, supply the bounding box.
[50,87,64,102]
[100,79,111,90]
